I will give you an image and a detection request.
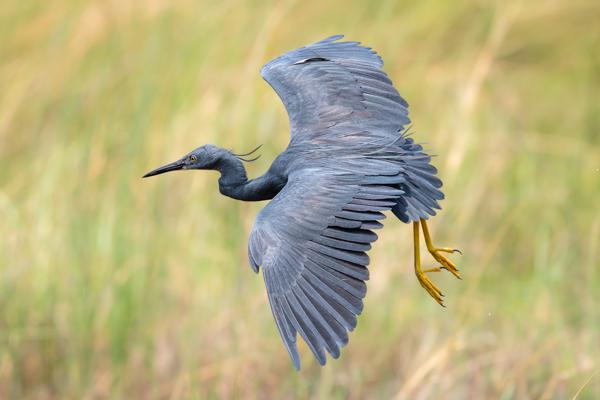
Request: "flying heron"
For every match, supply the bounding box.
[143,35,461,370]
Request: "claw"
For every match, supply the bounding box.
[436,247,463,255]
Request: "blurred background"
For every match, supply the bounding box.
[1,0,599,398]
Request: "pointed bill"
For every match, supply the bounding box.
[142,159,184,178]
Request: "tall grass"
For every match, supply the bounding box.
[1,0,599,398]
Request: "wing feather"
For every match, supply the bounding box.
[261,35,444,222]
[261,35,406,137]
[249,169,403,369]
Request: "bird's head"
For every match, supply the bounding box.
[142,144,261,178]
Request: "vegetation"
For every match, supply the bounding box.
[0,0,598,398]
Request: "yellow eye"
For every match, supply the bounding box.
[189,155,197,162]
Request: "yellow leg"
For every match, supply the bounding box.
[413,221,445,307]
[420,218,462,280]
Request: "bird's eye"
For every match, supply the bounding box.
[189,155,197,162]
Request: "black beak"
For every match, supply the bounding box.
[142,159,184,178]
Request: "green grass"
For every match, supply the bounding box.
[1,0,599,398]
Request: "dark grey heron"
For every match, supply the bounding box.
[143,35,461,370]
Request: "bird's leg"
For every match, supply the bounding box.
[413,221,445,306]
[420,218,462,280]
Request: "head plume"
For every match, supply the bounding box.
[232,144,262,163]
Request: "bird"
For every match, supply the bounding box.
[143,35,461,370]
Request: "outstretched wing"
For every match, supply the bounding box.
[261,35,444,222]
[261,34,410,143]
[251,36,447,369]
[248,168,404,369]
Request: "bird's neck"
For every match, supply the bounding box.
[217,154,283,201]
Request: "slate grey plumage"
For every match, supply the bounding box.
[248,37,443,368]
[143,35,454,370]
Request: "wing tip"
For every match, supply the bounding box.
[318,34,345,43]
[292,355,301,371]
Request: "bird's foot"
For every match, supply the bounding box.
[413,220,462,307]
[415,267,445,307]
[428,247,462,280]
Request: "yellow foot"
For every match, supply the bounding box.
[420,219,462,280]
[415,268,445,307]
[413,221,447,306]
[429,247,462,279]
